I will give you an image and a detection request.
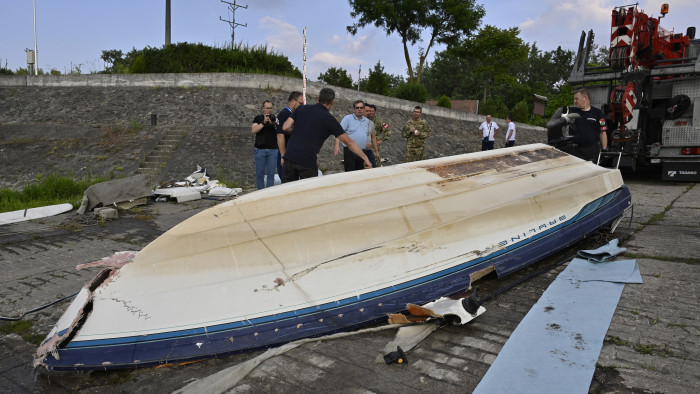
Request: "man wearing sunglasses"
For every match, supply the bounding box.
[335,100,372,171]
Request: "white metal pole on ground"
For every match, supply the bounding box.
[33,0,38,75]
[302,26,307,104]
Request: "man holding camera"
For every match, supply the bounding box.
[251,100,279,189]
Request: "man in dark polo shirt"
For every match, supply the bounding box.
[276,91,303,176]
[282,87,371,183]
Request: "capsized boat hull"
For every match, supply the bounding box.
[36,144,632,371]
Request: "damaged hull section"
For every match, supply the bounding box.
[36,144,632,371]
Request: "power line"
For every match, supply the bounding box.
[219,0,247,49]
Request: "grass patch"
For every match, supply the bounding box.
[610,336,672,357]
[55,222,83,233]
[1,137,38,145]
[634,343,655,355]
[48,138,82,155]
[215,165,242,189]
[0,320,45,345]
[129,119,143,133]
[646,211,665,225]
[658,347,673,357]
[98,123,142,153]
[609,336,630,346]
[0,173,109,213]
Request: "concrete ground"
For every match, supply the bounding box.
[1,173,698,393]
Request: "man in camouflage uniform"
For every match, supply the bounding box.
[366,104,391,166]
[402,106,431,162]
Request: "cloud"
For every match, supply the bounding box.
[259,16,302,53]
[309,51,363,68]
[342,34,369,55]
[516,1,623,49]
[307,51,365,81]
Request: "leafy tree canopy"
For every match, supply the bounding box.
[317,66,353,88]
[366,61,390,95]
[347,0,484,84]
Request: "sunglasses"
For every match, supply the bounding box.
[355,106,364,109]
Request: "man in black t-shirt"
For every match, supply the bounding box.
[561,88,609,162]
[281,88,371,183]
[251,100,279,189]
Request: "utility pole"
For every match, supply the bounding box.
[357,64,361,91]
[32,0,38,75]
[219,0,247,49]
[165,0,171,46]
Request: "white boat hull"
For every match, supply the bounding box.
[36,144,632,370]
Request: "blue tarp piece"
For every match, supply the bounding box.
[473,256,642,394]
[577,238,627,263]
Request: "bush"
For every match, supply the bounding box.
[436,95,451,109]
[130,55,147,74]
[393,82,428,103]
[116,42,302,77]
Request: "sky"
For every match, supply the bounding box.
[1,0,698,82]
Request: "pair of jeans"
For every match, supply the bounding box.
[254,148,277,189]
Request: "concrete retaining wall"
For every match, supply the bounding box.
[0,73,546,189]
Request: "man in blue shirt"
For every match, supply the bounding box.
[334,100,370,171]
[282,88,370,183]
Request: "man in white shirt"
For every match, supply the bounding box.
[505,115,516,147]
[478,115,499,151]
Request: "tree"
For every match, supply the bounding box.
[347,0,484,84]
[392,82,428,103]
[587,43,609,66]
[464,25,529,104]
[545,84,575,119]
[519,43,574,95]
[101,49,126,73]
[317,67,353,88]
[366,61,390,95]
[478,95,508,118]
[511,100,529,122]
[421,46,481,100]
